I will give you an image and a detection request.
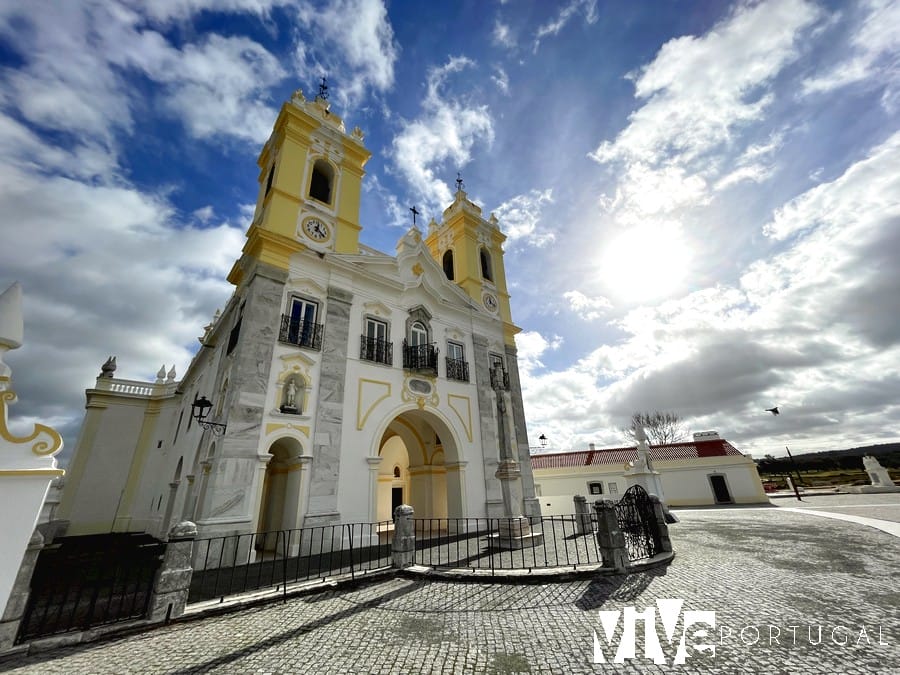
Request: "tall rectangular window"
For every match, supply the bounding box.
[361,318,391,365]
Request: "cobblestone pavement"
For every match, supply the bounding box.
[2,501,898,674]
[771,493,900,524]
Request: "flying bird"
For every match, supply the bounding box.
[765,407,780,416]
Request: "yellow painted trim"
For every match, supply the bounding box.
[447,394,473,443]
[265,423,310,438]
[357,379,392,430]
[0,468,65,477]
[116,406,162,521]
[0,390,64,456]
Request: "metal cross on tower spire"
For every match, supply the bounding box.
[455,172,464,192]
[318,76,329,101]
[409,205,420,228]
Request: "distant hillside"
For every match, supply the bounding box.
[757,442,900,473]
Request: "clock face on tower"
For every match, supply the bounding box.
[303,218,330,242]
[483,292,498,313]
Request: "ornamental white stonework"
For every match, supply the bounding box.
[0,283,65,616]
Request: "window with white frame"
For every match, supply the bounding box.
[361,317,391,364]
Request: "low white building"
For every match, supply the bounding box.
[531,432,768,512]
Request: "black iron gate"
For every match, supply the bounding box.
[614,485,658,561]
[16,533,164,644]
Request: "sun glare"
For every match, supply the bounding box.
[600,225,692,303]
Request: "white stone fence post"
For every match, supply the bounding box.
[573,495,593,535]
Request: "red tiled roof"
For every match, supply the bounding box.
[530,439,744,470]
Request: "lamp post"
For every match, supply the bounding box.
[538,434,547,448]
[190,395,227,435]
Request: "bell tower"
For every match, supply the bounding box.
[425,183,518,346]
[228,85,371,284]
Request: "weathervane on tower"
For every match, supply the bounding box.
[318,76,329,101]
[455,172,465,192]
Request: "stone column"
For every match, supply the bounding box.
[504,344,541,517]
[148,521,197,623]
[391,505,415,569]
[160,480,181,539]
[305,286,353,528]
[366,457,382,522]
[593,499,628,573]
[573,495,592,535]
[0,530,43,651]
[649,495,673,554]
[199,262,287,536]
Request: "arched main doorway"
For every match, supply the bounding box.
[257,436,305,552]
[375,408,465,522]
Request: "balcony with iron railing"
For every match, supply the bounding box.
[445,357,469,382]
[403,341,439,374]
[360,335,393,365]
[278,315,324,351]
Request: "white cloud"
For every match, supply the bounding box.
[390,57,494,212]
[563,290,612,321]
[801,0,900,102]
[492,188,554,246]
[493,20,515,49]
[533,0,599,53]
[491,66,510,94]
[0,3,287,147]
[292,0,399,107]
[0,162,244,462]
[518,132,900,454]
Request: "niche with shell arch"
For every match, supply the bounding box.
[276,353,314,415]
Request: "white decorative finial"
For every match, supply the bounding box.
[166,365,176,383]
[0,282,24,384]
[156,365,166,384]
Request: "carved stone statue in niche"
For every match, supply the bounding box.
[280,378,300,414]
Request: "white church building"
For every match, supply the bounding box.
[56,89,540,544]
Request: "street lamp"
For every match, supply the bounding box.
[538,434,547,448]
[191,395,227,435]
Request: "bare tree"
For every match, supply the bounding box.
[624,411,687,445]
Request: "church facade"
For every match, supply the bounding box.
[57,90,540,543]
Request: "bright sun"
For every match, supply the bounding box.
[600,224,692,303]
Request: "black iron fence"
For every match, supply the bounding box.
[278,315,324,350]
[360,335,393,365]
[445,357,469,382]
[16,534,164,644]
[188,521,392,603]
[412,516,603,574]
[614,486,659,561]
[402,341,438,372]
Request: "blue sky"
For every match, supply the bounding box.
[1,0,898,464]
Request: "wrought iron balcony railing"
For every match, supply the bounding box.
[445,357,469,382]
[490,366,510,390]
[278,315,324,351]
[403,341,439,373]
[360,335,393,365]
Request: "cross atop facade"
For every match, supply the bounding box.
[318,76,329,101]
[409,205,420,227]
[455,172,464,192]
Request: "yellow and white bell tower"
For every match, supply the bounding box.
[425,185,519,346]
[228,87,371,285]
